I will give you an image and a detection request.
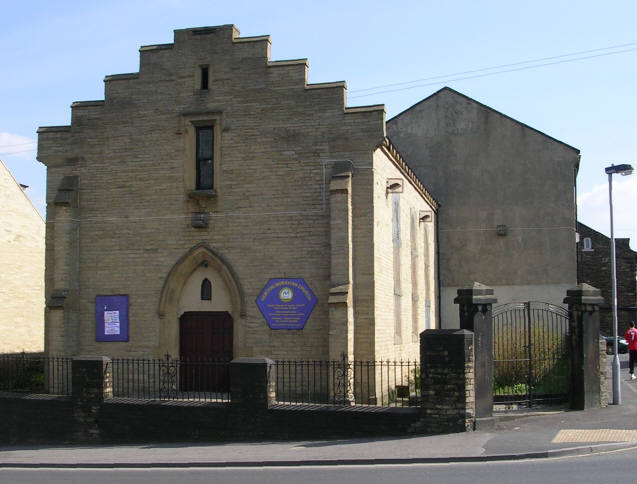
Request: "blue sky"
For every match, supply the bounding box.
[1,0,636,242]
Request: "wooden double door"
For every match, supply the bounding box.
[179,311,233,392]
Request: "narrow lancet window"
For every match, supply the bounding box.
[201,278,212,300]
[200,66,209,90]
[196,126,214,190]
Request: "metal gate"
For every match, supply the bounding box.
[493,301,569,407]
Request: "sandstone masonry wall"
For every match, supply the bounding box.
[0,160,44,353]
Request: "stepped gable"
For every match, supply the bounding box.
[38,24,386,165]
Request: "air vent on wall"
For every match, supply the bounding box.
[386,178,404,194]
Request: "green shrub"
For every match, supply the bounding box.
[409,366,420,393]
[493,321,567,393]
[0,356,45,392]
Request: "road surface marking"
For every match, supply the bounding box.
[552,429,637,443]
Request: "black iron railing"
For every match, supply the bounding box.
[110,355,231,402]
[0,353,72,395]
[0,353,420,407]
[274,356,420,407]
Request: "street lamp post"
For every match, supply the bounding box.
[605,163,633,405]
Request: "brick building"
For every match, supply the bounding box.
[0,159,45,353]
[577,221,637,335]
[37,25,438,369]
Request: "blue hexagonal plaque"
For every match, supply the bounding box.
[256,278,317,330]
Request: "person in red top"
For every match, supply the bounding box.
[624,321,637,380]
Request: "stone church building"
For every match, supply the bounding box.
[37,25,438,365]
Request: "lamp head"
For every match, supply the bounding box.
[605,164,634,176]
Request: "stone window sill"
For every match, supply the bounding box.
[188,189,217,200]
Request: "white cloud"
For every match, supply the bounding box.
[578,175,637,245]
[0,132,36,158]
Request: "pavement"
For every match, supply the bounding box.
[1,354,636,468]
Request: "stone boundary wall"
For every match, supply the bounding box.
[0,393,423,445]
[0,393,74,444]
[99,400,421,444]
[0,357,422,445]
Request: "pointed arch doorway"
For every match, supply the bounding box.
[179,311,233,392]
[158,243,247,393]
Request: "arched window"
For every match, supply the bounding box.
[201,278,212,301]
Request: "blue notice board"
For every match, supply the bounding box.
[255,278,317,330]
[95,295,129,342]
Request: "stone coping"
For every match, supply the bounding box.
[71,100,105,108]
[267,59,308,67]
[104,73,139,82]
[139,43,174,52]
[37,126,71,133]
[344,104,384,113]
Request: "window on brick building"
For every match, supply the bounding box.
[583,237,593,251]
[196,126,214,190]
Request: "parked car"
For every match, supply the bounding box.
[603,335,629,354]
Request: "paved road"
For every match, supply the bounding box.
[1,447,636,483]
